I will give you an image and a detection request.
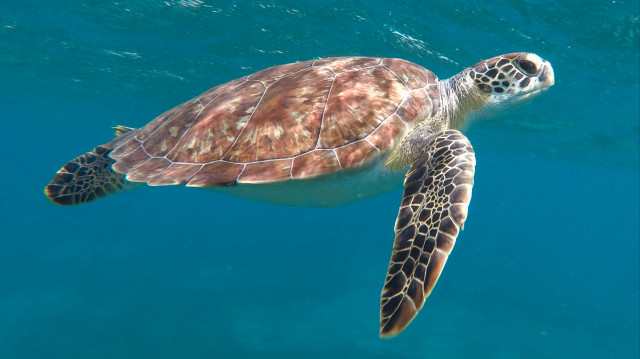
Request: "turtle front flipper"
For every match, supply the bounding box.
[45,145,131,206]
[380,129,476,337]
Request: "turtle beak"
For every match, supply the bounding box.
[538,60,555,90]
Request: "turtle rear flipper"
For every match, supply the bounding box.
[112,125,136,136]
[380,130,476,337]
[45,145,131,205]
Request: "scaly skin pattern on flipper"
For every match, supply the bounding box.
[380,129,475,337]
[45,145,129,205]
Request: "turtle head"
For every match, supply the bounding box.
[443,52,554,128]
[467,52,554,105]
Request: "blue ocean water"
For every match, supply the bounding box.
[1,0,638,358]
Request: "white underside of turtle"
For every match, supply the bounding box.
[203,153,406,207]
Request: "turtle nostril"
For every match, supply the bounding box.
[538,62,555,87]
[539,68,548,81]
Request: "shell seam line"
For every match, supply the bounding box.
[218,80,268,160]
[313,70,336,150]
[165,78,252,159]
[162,98,205,160]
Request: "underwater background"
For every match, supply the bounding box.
[1,0,638,358]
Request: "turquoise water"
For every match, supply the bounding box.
[1,1,638,358]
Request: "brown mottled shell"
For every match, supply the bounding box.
[107,57,439,186]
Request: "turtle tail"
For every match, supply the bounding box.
[45,145,131,206]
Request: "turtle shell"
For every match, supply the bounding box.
[106,57,439,186]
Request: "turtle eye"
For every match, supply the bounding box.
[517,59,539,76]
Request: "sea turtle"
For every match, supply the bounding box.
[45,53,554,337]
